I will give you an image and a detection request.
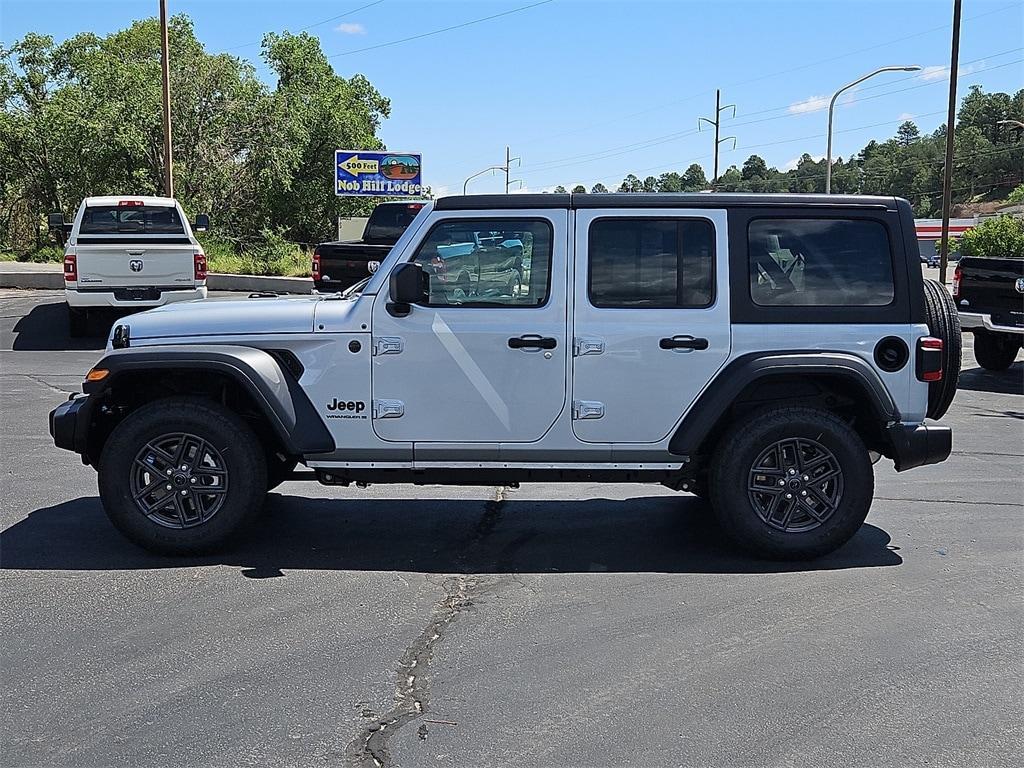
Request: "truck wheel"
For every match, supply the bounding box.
[709,407,873,561]
[68,307,88,338]
[98,396,268,555]
[922,278,961,419]
[973,330,1021,371]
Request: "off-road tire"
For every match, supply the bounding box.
[98,396,267,555]
[709,407,874,561]
[972,330,1020,371]
[922,278,961,418]
[68,306,88,338]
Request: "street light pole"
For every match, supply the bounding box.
[159,0,174,198]
[463,166,504,195]
[825,64,921,193]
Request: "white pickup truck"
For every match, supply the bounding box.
[52,196,209,336]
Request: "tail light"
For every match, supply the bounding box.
[916,336,944,382]
[311,248,321,281]
[951,265,961,299]
[63,253,77,282]
[193,250,207,281]
[117,200,144,207]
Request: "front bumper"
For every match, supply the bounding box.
[887,421,952,472]
[49,393,93,461]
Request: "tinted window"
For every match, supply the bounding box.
[411,219,551,307]
[588,218,714,308]
[80,205,185,235]
[748,218,894,306]
[364,203,424,242]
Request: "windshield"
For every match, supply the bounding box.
[364,203,424,243]
[80,205,186,235]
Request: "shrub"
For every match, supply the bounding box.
[202,229,310,277]
[953,215,1024,260]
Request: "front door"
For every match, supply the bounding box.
[571,208,731,443]
[371,210,568,443]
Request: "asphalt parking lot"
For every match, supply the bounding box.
[1,289,1022,768]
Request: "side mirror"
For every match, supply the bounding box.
[194,214,210,232]
[388,262,428,316]
[47,212,65,232]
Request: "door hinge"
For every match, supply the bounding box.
[573,337,605,357]
[373,336,403,356]
[372,399,405,419]
[572,400,605,420]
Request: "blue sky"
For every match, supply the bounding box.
[2,0,1022,196]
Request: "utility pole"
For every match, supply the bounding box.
[698,90,736,186]
[938,0,962,285]
[159,0,174,198]
[504,146,521,193]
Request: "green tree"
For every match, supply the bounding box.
[617,174,641,193]
[741,154,768,181]
[896,121,920,147]
[953,215,1024,259]
[682,163,707,191]
[552,185,568,194]
[590,183,609,193]
[571,184,586,193]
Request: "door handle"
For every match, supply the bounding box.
[508,335,557,350]
[659,335,709,351]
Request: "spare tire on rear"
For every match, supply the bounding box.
[922,278,961,419]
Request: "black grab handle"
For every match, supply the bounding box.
[659,336,709,350]
[508,336,558,350]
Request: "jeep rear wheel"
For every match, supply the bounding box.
[98,396,267,555]
[972,330,1021,371]
[709,407,873,560]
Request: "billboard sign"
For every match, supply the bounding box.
[335,150,423,197]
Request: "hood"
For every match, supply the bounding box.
[123,295,322,342]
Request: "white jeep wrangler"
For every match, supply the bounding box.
[50,193,960,560]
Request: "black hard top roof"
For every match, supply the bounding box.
[433,192,899,211]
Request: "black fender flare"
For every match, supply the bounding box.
[667,351,900,456]
[83,345,335,456]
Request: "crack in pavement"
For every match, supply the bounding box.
[12,372,73,396]
[345,486,511,768]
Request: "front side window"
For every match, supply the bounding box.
[588,218,715,308]
[411,219,552,307]
[748,218,894,306]
[80,205,186,235]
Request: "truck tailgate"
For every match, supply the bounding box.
[958,256,1024,326]
[75,240,196,288]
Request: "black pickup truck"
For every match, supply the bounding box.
[312,201,425,291]
[954,255,1024,370]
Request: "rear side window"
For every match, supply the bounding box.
[588,218,714,308]
[80,206,185,235]
[748,218,894,306]
[365,203,424,242]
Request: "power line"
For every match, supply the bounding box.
[326,0,554,58]
[519,56,1020,181]
[493,1,1020,152]
[217,0,386,53]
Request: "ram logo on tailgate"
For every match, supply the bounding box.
[129,259,144,272]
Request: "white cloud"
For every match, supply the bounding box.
[430,184,450,198]
[917,61,984,82]
[335,22,366,34]
[782,154,823,172]
[898,112,915,121]
[788,95,829,115]
[918,65,949,82]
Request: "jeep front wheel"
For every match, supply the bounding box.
[709,407,873,560]
[98,396,268,555]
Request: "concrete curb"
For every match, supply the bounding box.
[0,264,311,294]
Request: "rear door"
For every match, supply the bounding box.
[74,203,195,288]
[571,208,731,443]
